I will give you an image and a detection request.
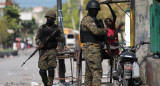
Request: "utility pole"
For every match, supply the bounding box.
[57,0,64,39]
[57,0,66,84]
[67,0,76,30]
[130,0,135,47]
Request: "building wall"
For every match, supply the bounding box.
[135,0,152,60]
[134,0,153,85]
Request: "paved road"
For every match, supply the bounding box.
[0,48,112,86]
[0,48,42,86]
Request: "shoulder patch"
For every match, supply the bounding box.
[92,23,96,26]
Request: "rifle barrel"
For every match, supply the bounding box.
[21,47,39,67]
[21,29,58,67]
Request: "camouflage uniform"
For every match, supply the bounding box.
[36,25,64,67]
[80,15,108,86]
[35,10,64,86]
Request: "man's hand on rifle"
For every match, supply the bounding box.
[38,42,44,48]
[54,29,61,36]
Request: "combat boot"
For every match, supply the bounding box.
[39,70,48,86]
[44,83,48,86]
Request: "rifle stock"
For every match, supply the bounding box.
[21,29,58,67]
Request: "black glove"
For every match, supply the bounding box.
[97,19,104,28]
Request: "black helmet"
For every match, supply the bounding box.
[86,0,100,11]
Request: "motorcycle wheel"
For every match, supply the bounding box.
[113,80,121,86]
[122,77,129,86]
[122,77,133,86]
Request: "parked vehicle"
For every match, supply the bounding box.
[64,28,81,52]
[112,41,150,86]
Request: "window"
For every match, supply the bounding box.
[68,34,74,38]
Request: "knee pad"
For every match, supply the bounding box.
[48,67,55,77]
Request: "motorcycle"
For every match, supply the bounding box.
[112,41,150,86]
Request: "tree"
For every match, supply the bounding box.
[0,17,13,49]
[4,5,21,30]
[62,0,80,30]
[0,5,21,49]
[21,18,39,38]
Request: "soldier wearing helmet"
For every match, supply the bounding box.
[45,10,56,18]
[35,10,64,86]
[80,0,108,86]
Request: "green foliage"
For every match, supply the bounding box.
[21,17,39,36]
[61,0,129,30]
[4,6,21,30]
[0,49,15,52]
[0,5,22,48]
[0,16,12,43]
[62,0,80,30]
[5,6,19,19]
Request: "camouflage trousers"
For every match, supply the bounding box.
[38,49,57,85]
[82,43,103,86]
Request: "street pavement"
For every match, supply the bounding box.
[0,48,41,86]
[0,48,112,86]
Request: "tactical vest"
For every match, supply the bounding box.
[80,16,104,43]
[80,30,100,43]
[41,24,58,49]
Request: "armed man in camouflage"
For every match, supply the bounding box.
[80,0,108,86]
[35,10,64,86]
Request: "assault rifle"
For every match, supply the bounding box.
[21,29,58,67]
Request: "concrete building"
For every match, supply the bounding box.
[134,0,160,86]
[0,0,6,17]
[20,12,32,21]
